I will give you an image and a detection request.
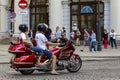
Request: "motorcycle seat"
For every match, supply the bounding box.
[10,41,21,45]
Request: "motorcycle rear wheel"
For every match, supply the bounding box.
[20,70,35,75]
[66,55,82,72]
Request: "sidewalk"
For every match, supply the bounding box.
[0,44,120,64]
[75,46,120,61]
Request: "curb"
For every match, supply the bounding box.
[0,57,120,64]
[0,62,9,64]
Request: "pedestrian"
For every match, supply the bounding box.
[61,27,66,38]
[75,29,81,46]
[70,30,75,40]
[109,29,117,48]
[35,23,60,75]
[80,28,90,52]
[9,29,13,41]
[44,24,52,41]
[89,29,96,52]
[102,29,108,49]
[54,26,61,42]
[28,29,33,41]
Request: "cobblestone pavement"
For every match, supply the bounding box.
[1,60,120,80]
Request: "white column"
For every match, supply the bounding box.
[110,0,120,34]
[14,0,22,34]
[49,0,63,33]
[0,0,8,36]
[104,2,110,33]
[62,0,70,38]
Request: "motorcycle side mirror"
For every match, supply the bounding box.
[58,43,66,47]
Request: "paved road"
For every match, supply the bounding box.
[1,60,120,80]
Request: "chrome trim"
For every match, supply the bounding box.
[13,62,34,64]
[15,67,43,71]
[8,50,25,53]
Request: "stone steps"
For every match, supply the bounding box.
[0,37,10,44]
[1,37,120,46]
[0,37,18,44]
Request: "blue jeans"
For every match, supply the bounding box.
[43,50,53,59]
[30,46,53,59]
[90,41,96,52]
[110,37,117,48]
[30,46,43,56]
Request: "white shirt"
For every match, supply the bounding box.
[35,32,48,50]
[110,32,116,39]
[54,31,61,38]
[70,32,75,38]
[19,33,26,40]
[91,32,96,41]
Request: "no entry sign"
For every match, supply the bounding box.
[18,0,28,9]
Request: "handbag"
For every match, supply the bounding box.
[88,37,92,41]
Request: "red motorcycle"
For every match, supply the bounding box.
[8,38,82,75]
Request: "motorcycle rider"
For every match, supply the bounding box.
[35,23,60,75]
[18,24,60,75]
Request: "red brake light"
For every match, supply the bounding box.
[15,58,21,62]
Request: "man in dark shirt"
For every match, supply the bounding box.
[61,27,66,38]
[45,26,52,41]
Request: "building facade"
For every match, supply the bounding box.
[0,0,10,38]
[0,0,120,39]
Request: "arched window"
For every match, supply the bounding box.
[81,6,94,13]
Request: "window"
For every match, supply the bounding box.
[72,5,78,14]
[81,5,94,14]
[30,0,49,37]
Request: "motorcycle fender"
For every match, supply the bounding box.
[72,53,80,60]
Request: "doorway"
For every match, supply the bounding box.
[70,1,104,39]
[80,14,96,36]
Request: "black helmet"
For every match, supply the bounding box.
[37,23,47,33]
[19,24,28,32]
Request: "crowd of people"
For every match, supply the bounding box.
[10,23,118,53]
[70,28,118,52]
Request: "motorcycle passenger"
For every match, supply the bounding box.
[35,23,60,75]
[18,24,43,67]
[18,24,33,46]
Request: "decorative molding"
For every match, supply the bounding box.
[81,6,94,13]
[101,0,110,3]
[62,1,71,5]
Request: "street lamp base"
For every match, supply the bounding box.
[97,42,102,51]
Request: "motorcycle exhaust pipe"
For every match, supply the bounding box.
[16,67,43,71]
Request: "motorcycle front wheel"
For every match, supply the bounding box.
[20,70,35,75]
[66,55,82,72]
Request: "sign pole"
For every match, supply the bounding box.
[18,0,28,24]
